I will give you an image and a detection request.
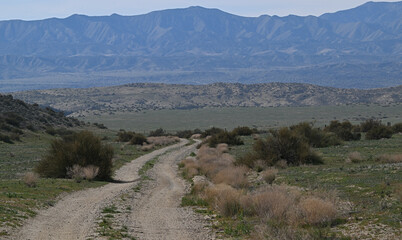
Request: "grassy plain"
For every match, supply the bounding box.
[80,104,402,133]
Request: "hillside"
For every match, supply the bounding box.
[12,83,402,117]
[0,94,82,141]
[0,1,401,90]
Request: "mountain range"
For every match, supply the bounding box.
[0,1,401,91]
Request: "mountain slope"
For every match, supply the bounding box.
[0,1,401,90]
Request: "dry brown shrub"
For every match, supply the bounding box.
[300,197,337,225]
[66,164,85,181]
[252,134,260,140]
[147,136,180,146]
[141,144,154,151]
[252,186,296,221]
[204,184,243,217]
[275,159,288,169]
[23,172,39,187]
[216,143,229,153]
[262,168,278,184]
[212,166,249,188]
[376,154,402,163]
[82,165,99,181]
[346,151,363,163]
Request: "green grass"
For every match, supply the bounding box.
[80,104,402,133]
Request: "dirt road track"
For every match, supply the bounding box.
[128,141,214,240]
[13,140,203,240]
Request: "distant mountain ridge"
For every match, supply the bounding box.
[0,1,401,90]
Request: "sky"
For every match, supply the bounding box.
[0,0,400,21]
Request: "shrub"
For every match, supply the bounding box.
[212,166,249,188]
[0,133,13,144]
[361,119,382,132]
[129,133,147,145]
[300,197,337,225]
[4,112,24,127]
[346,151,364,163]
[204,184,242,217]
[149,128,167,137]
[117,130,136,142]
[82,165,99,181]
[23,172,39,187]
[66,164,85,182]
[253,128,323,166]
[376,154,402,163]
[35,131,114,180]
[175,130,194,139]
[365,125,393,140]
[324,120,361,141]
[232,126,253,136]
[291,122,342,147]
[392,122,402,133]
[262,168,278,184]
[147,136,179,146]
[207,131,244,147]
[201,127,224,138]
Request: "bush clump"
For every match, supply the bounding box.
[392,122,402,133]
[291,122,342,147]
[324,120,361,141]
[360,119,382,132]
[237,127,323,168]
[365,125,393,140]
[207,131,244,147]
[35,131,114,180]
[149,128,167,137]
[232,126,254,136]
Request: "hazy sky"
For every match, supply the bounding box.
[1,0,400,20]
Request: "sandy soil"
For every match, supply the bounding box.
[12,140,204,240]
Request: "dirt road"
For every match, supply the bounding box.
[128,141,213,240]
[13,140,211,240]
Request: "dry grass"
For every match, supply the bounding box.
[300,197,337,225]
[261,168,278,185]
[66,164,100,181]
[180,157,200,179]
[82,165,99,181]
[216,143,229,153]
[346,151,364,163]
[23,172,39,187]
[140,143,154,151]
[204,184,243,217]
[212,166,249,188]
[376,153,402,163]
[147,136,180,146]
[66,164,85,181]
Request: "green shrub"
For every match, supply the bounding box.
[392,122,402,133]
[129,133,147,145]
[116,130,135,142]
[207,131,244,147]
[360,119,382,132]
[324,120,361,141]
[290,122,341,147]
[241,127,323,167]
[149,128,167,137]
[175,130,194,139]
[0,133,13,144]
[366,125,393,140]
[232,126,253,136]
[4,112,24,127]
[201,127,224,138]
[35,131,114,180]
